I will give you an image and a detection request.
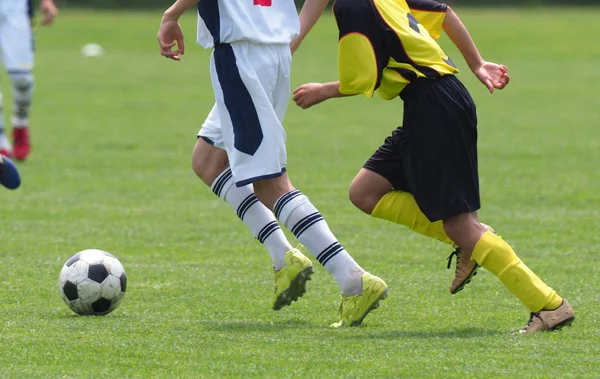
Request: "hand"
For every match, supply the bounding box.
[40,0,58,26]
[158,15,185,61]
[293,83,326,109]
[474,62,510,93]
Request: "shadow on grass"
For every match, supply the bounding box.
[197,320,503,339]
[53,312,128,320]
[198,319,316,332]
[341,327,505,339]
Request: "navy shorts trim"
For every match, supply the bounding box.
[199,136,215,145]
[236,167,287,187]
[6,69,32,75]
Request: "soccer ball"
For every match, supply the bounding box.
[58,249,127,316]
[81,43,104,57]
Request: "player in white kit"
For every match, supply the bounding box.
[0,0,58,160]
[158,0,388,327]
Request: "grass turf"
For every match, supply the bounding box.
[1,7,599,378]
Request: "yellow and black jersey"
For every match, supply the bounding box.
[332,0,458,99]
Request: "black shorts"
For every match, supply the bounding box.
[364,75,480,222]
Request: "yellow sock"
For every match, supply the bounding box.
[471,231,563,312]
[371,191,456,247]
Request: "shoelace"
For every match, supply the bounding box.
[523,312,541,331]
[446,249,461,271]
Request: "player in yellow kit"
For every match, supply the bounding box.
[293,0,574,333]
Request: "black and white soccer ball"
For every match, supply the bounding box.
[58,249,127,316]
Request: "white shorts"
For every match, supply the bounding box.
[198,41,291,187]
[0,0,34,72]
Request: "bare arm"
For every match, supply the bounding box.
[293,81,354,109]
[163,0,198,20]
[442,6,510,93]
[290,0,330,54]
[442,7,484,73]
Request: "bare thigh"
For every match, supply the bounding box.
[349,168,394,214]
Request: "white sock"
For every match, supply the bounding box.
[275,190,364,296]
[9,70,34,129]
[211,168,292,270]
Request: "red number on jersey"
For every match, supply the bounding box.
[254,0,272,6]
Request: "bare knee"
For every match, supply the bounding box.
[349,184,381,215]
[349,169,392,215]
[253,173,294,210]
[191,138,229,186]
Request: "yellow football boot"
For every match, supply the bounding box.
[272,247,314,311]
[330,273,388,328]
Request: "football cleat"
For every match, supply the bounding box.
[272,247,313,311]
[13,127,31,161]
[518,299,574,334]
[448,223,496,294]
[330,273,388,328]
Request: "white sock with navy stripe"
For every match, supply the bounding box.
[274,190,364,296]
[9,71,34,128]
[211,168,292,270]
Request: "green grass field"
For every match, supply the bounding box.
[1,7,599,378]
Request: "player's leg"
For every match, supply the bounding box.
[443,212,573,333]
[254,173,366,298]
[2,6,34,161]
[193,104,296,275]
[0,11,13,157]
[252,173,387,327]
[350,165,496,272]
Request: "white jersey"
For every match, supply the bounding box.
[196,0,300,49]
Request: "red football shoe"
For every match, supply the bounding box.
[12,127,31,161]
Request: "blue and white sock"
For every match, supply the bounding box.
[211,168,292,270]
[9,70,34,129]
[275,190,364,296]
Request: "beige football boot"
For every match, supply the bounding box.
[518,299,575,334]
[448,223,495,294]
